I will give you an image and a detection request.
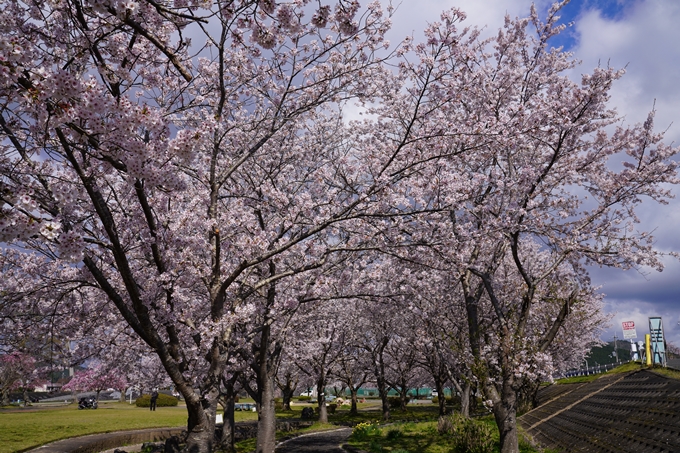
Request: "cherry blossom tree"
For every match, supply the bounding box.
[331,324,371,415]
[0,0,403,451]
[275,358,299,411]
[292,305,343,424]
[384,318,421,411]
[63,363,128,401]
[381,5,677,452]
[0,352,44,406]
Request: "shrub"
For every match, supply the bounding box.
[386,428,402,440]
[432,396,456,406]
[135,393,179,408]
[387,396,409,409]
[438,413,494,453]
[368,439,383,453]
[351,422,382,441]
[327,403,337,414]
[297,395,311,402]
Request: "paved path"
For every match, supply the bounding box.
[276,428,353,453]
[25,427,184,453]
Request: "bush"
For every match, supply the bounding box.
[438,413,494,453]
[388,396,409,409]
[385,428,402,440]
[327,403,337,414]
[432,396,456,406]
[301,407,315,419]
[135,393,179,408]
[297,395,311,402]
[351,422,382,441]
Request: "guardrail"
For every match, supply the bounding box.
[559,362,620,378]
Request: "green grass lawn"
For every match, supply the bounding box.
[0,401,258,453]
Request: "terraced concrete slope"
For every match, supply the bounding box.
[519,370,680,452]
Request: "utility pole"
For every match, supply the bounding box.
[613,332,619,363]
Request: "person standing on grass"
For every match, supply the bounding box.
[150,389,158,411]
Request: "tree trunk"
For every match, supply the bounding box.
[1,387,10,406]
[316,374,328,423]
[487,377,519,453]
[399,386,408,411]
[281,385,294,411]
[460,381,471,418]
[255,373,276,453]
[275,372,297,412]
[435,380,446,416]
[377,378,389,421]
[183,392,216,453]
[349,387,358,415]
[22,387,29,407]
[220,386,236,452]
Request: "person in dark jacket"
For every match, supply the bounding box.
[150,389,158,411]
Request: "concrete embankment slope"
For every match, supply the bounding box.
[519,370,680,452]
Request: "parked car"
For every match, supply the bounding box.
[234,403,256,412]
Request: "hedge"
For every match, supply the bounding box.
[135,393,179,407]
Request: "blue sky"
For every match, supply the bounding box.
[547,0,630,49]
[385,0,680,347]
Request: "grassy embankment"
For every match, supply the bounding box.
[553,360,678,385]
[345,361,677,453]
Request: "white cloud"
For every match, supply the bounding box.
[572,1,680,143]
[386,0,549,43]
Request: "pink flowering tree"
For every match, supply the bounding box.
[374,5,676,452]
[0,0,406,451]
[1,2,677,453]
[63,363,128,402]
[0,352,44,406]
